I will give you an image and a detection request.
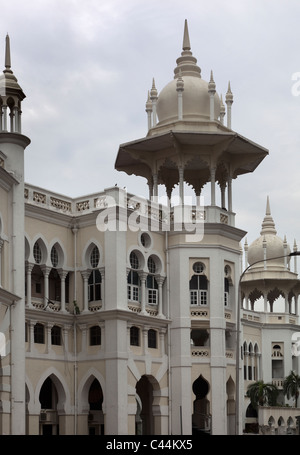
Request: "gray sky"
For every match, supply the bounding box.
[1,0,300,253]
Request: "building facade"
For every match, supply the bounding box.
[0,22,299,435]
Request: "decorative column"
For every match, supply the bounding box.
[139,272,147,315]
[80,324,87,355]
[99,266,105,310]
[46,323,53,354]
[263,236,267,270]
[220,183,226,209]
[159,329,166,356]
[227,176,232,212]
[63,325,70,353]
[58,269,68,313]
[156,276,165,318]
[143,326,148,355]
[176,70,184,120]
[210,167,216,206]
[2,105,7,131]
[25,262,34,308]
[152,173,158,202]
[41,266,51,308]
[178,166,184,205]
[81,271,90,313]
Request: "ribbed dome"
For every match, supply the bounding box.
[156,20,221,126]
[247,197,290,269]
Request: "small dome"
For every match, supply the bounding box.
[247,197,290,269]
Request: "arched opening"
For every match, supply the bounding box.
[88,378,104,435]
[39,377,59,435]
[192,374,210,434]
[136,375,154,435]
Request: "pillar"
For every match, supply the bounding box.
[41,266,51,308]
[210,167,216,206]
[81,271,90,313]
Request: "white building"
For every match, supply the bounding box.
[0,21,299,436]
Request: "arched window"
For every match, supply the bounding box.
[33,241,42,264]
[90,246,100,268]
[130,326,140,346]
[51,246,59,268]
[130,251,139,269]
[189,275,208,306]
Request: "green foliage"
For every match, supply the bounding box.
[283,371,300,407]
[246,380,279,409]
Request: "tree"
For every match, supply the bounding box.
[283,371,300,407]
[246,381,279,409]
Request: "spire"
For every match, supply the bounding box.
[174,19,201,79]
[183,19,191,51]
[260,196,277,235]
[4,34,12,74]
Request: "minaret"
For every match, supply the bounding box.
[0,35,30,435]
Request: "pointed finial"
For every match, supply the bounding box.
[225,81,233,104]
[208,70,216,93]
[183,19,191,51]
[150,78,158,100]
[265,195,271,215]
[4,33,12,73]
[260,196,277,235]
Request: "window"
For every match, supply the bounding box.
[90,325,101,346]
[193,262,205,274]
[147,256,156,274]
[51,325,61,345]
[189,275,208,306]
[88,270,102,301]
[34,323,45,344]
[128,270,140,302]
[33,241,42,264]
[146,275,158,305]
[51,246,58,268]
[224,277,229,306]
[148,329,157,348]
[90,246,100,268]
[130,251,139,269]
[130,326,140,346]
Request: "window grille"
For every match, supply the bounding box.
[51,246,58,268]
[90,246,100,268]
[33,241,42,264]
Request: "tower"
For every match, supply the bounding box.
[115,20,268,434]
[0,35,30,434]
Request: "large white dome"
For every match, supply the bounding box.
[156,75,221,124]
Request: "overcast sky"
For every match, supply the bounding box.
[1,0,300,254]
